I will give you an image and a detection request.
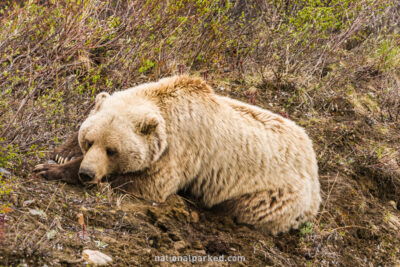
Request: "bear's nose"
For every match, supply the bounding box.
[79,168,95,183]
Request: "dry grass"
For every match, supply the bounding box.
[1,0,400,266]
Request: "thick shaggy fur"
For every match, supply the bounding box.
[35,75,321,234]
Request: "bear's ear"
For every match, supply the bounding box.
[94,92,110,111]
[138,116,159,135]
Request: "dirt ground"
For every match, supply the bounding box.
[0,170,398,266]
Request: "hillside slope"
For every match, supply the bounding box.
[1,1,400,266]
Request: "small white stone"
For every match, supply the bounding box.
[0,167,11,177]
[82,249,113,266]
[23,199,35,207]
[389,200,397,209]
[174,240,187,250]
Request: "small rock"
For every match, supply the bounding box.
[46,230,57,240]
[190,211,199,223]
[79,206,88,212]
[10,194,18,205]
[192,240,203,250]
[387,214,400,231]
[160,233,172,246]
[23,199,35,207]
[95,240,109,249]
[172,207,189,222]
[101,236,118,244]
[168,232,181,241]
[194,250,206,255]
[82,249,112,266]
[147,208,162,221]
[389,200,397,210]
[29,208,46,218]
[0,168,11,177]
[173,240,187,251]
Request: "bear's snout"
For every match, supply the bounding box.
[79,168,95,183]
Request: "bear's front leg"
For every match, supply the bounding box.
[34,131,83,184]
[34,156,83,184]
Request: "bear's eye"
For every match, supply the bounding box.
[87,141,93,149]
[106,148,117,156]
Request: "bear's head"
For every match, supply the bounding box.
[77,91,167,184]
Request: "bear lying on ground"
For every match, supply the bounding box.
[34,75,321,234]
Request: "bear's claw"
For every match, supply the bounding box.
[56,155,65,164]
[50,131,82,164]
[54,154,72,164]
[55,155,76,164]
[33,163,62,181]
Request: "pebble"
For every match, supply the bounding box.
[82,249,112,266]
[389,200,397,210]
[190,211,199,223]
[173,240,187,251]
[192,240,203,250]
[194,250,206,255]
[23,199,35,207]
[10,194,18,205]
[0,168,11,177]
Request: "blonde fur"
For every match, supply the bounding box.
[79,75,321,234]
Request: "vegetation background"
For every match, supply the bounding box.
[0,0,399,265]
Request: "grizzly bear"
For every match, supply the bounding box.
[34,75,321,234]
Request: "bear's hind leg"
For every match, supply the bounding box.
[213,188,315,234]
